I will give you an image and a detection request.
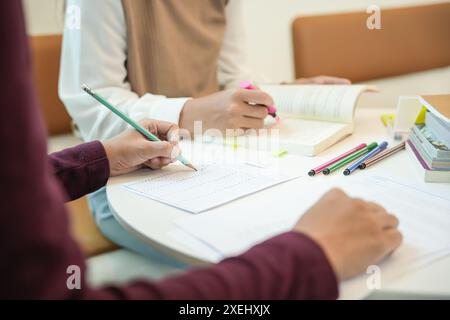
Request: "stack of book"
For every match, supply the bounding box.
[406,95,450,183]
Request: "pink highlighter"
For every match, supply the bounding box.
[240,81,279,120]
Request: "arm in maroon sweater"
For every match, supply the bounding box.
[0,0,338,300]
[49,141,109,201]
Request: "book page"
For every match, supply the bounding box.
[260,84,375,123]
[227,119,349,148]
[274,118,349,146]
[122,163,299,213]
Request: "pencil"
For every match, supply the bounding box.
[81,84,197,171]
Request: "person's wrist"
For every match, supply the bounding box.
[179,98,196,133]
[294,228,342,281]
[265,231,339,298]
[101,140,119,177]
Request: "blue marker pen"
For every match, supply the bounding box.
[343,141,389,176]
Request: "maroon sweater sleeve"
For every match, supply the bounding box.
[49,141,109,201]
[89,232,338,300]
[0,1,338,300]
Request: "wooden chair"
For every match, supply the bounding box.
[292,3,450,82]
[30,35,117,257]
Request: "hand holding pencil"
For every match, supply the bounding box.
[82,84,197,171]
[102,119,183,176]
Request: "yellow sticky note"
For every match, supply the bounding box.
[273,149,288,157]
[380,114,395,127]
[415,106,427,124]
[224,137,240,150]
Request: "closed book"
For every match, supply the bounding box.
[409,131,450,170]
[411,124,450,161]
[425,111,450,147]
[406,140,450,183]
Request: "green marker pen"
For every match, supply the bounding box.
[322,142,378,175]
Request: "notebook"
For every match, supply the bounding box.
[122,162,299,213]
[406,140,450,183]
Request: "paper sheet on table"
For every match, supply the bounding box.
[172,175,450,298]
[122,162,299,213]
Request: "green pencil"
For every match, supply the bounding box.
[322,142,378,175]
[82,84,197,171]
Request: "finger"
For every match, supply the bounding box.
[139,119,159,135]
[143,141,181,159]
[237,102,269,119]
[144,158,161,170]
[325,188,349,199]
[140,119,179,142]
[144,158,170,170]
[364,201,387,214]
[165,125,180,144]
[160,157,174,167]
[380,213,399,229]
[320,188,350,204]
[314,76,352,84]
[239,116,265,129]
[237,89,274,108]
[146,163,164,170]
[382,228,403,254]
[292,78,314,84]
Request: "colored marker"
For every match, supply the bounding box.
[240,81,278,119]
[359,141,405,170]
[322,142,378,175]
[308,143,367,176]
[343,141,388,176]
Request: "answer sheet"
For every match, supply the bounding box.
[172,175,450,298]
[122,163,299,213]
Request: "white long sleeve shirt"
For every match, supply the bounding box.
[59,0,255,141]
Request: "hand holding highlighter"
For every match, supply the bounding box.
[240,81,279,120]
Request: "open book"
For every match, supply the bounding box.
[258,84,376,156]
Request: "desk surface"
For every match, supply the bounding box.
[107,108,450,299]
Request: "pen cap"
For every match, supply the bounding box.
[379,141,389,149]
[367,142,378,151]
[240,81,256,90]
[357,143,368,149]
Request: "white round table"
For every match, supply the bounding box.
[107,108,450,298]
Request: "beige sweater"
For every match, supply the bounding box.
[122,0,228,98]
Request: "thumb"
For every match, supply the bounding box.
[143,141,181,159]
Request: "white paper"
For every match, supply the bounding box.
[173,175,450,297]
[122,162,299,213]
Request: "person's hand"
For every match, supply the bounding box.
[102,119,181,177]
[290,75,351,85]
[179,89,273,134]
[293,188,402,280]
